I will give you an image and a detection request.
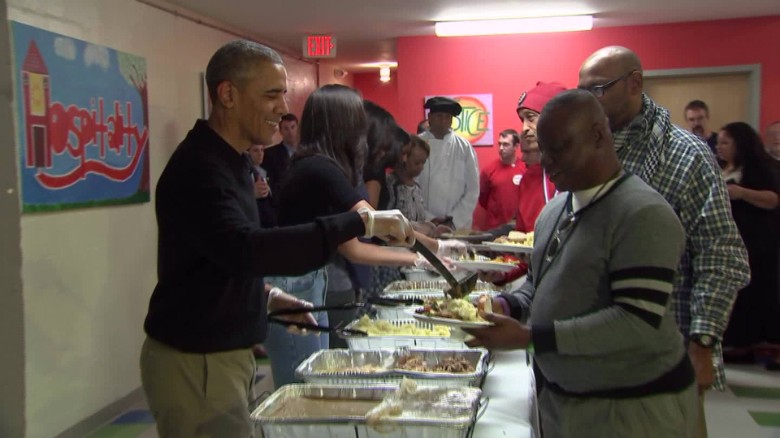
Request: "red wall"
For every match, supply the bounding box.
[353,70,400,119]
[354,16,780,170]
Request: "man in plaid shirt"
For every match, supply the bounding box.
[578,46,749,437]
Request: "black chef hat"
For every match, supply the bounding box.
[424,96,462,116]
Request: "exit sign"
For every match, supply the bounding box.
[303,35,337,58]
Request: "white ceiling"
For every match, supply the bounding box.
[153,0,780,72]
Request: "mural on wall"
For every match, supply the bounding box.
[424,94,493,146]
[11,21,150,213]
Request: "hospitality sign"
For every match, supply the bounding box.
[11,21,150,212]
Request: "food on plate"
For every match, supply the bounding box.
[491,255,521,264]
[353,315,451,337]
[415,297,484,322]
[475,294,494,314]
[395,354,475,373]
[494,231,534,246]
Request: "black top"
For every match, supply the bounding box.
[364,165,390,209]
[278,154,363,226]
[144,121,365,353]
[727,161,780,255]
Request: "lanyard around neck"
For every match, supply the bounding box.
[533,171,631,288]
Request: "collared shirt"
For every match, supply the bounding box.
[612,94,750,390]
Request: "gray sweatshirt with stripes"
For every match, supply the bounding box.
[504,174,688,393]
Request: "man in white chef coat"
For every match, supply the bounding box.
[417,96,480,230]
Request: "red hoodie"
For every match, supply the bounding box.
[496,163,556,286]
[515,163,556,233]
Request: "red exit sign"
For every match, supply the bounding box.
[303,35,337,58]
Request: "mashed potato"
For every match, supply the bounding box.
[353,315,451,337]
[419,298,483,322]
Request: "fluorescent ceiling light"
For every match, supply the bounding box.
[435,15,593,37]
[357,61,398,69]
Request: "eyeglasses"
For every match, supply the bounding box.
[581,70,636,97]
[545,213,577,262]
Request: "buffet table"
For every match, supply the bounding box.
[473,350,536,438]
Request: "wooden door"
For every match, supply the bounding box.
[644,72,750,132]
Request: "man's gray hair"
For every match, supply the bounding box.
[205,40,284,102]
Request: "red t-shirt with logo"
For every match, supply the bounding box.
[479,159,524,229]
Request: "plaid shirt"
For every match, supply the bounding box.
[613,95,750,390]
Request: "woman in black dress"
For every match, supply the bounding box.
[717,122,780,369]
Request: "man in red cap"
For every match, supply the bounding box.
[485,82,566,286]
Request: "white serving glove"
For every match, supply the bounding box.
[414,253,456,272]
[358,208,415,247]
[436,239,469,258]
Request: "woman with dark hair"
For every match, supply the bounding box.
[264,85,450,387]
[363,100,403,208]
[716,122,780,369]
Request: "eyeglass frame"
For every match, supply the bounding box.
[580,70,637,97]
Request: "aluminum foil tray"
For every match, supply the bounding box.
[339,318,468,350]
[251,384,483,438]
[296,348,488,388]
[382,280,506,294]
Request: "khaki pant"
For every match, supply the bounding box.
[140,337,256,438]
[697,393,708,438]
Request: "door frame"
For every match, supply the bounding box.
[644,64,761,128]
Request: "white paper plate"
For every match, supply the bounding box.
[452,260,518,273]
[482,241,534,254]
[407,309,494,328]
[440,232,494,242]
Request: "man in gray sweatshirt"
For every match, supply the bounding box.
[465,89,698,438]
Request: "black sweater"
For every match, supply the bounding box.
[144,120,365,353]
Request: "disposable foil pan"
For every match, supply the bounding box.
[382,280,506,294]
[251,384,485,438]
[296,348,488,388]
[339,319,468,350]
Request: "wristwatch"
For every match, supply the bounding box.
[690,333,716,348]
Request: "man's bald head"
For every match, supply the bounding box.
[580,46,642,77]
[537,89,620,192]
[578,46,645,132]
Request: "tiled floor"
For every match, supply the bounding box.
[86,362,780,438]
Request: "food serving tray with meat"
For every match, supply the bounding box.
[295,348,489,388]
[251,383,484,438]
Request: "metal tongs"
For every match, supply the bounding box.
[268,303,370,336]
[365,296,425,307]
[412,241,478,299]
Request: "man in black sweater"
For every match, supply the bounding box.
[140,40,414,438]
